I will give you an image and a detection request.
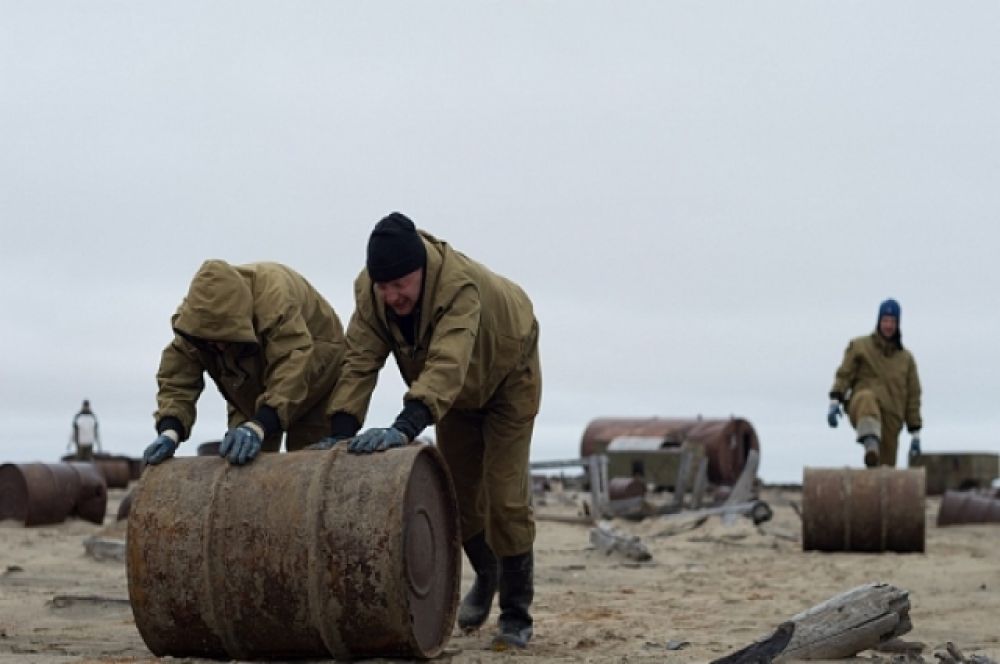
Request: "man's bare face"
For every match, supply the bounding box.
[879,315,898,339]
[376,268,423,316]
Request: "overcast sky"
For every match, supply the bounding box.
[1,2,998,482]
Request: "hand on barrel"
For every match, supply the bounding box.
[826,400,842,428]
[143,432,179,465]
[220,421,264,465]
[348,427,409,454]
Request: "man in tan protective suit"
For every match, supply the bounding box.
[827,298,922,467]
[310,212,541,651]
[144,260,344,466]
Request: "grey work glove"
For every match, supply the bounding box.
[827,400,842,428]
[909,434,921,458]
[219,421,264,466]
[348,427,409,454]
[306,434,351,451]
[143,431,179,465]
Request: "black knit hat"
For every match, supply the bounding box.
[367,212,427,283]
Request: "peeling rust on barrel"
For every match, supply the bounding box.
[127,445,460,660]
[802,467,925,553]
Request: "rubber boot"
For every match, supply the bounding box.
[861,435,880,468]
[492,551,534,650]
[457,532,499,631]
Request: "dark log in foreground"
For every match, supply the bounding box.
[712,582,911,662]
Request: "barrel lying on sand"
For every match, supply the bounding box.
[61,453,133,489]
[127,445,460,660]
[0,462,107,526]
[802,467,926,553]
[937,490,1000,526]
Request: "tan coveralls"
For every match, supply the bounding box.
[328,232,541,556]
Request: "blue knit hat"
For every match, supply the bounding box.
[877,298,901,322]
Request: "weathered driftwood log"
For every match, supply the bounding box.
[712,582,911,663]
[589,520,652,561]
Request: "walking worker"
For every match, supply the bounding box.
[144,259,344,467]
[70,399,101,461]
[827,298,923,467]
[311,212,542,650]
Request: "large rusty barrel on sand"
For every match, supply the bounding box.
[802,467,925,553]
[0,462,107,526]
[127,445,460,660]
[937,490,1000,526]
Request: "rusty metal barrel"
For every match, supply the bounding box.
[94,458,131,488]
[937,490,1000,526]
[802,467,925,553]
[608,476,646,500]
[127,445,460,660]
[196,440,221,456]
[0,462,107,526]
[116,489,134,521]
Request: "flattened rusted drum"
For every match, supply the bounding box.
[116,489,134,521]
[937,490,1000,526]
[608,476,646,500]
[802,467,925,553]
[127,445,460,660]
[196,440,221,456]
[94,459,131,489]
[0,463,107,526]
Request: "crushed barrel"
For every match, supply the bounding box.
[802,467,925,553]
[608,476,646,500]
[937,490,1000,526]
[0,462,107,526]
[127,445,460,660]
[196,440,221,456]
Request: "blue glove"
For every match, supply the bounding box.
[348,427,408,454]
[306,434,350,451]
[143,432,178,465]
[909,434,921,458]
[827,401,842,428]
[220,422,264,465]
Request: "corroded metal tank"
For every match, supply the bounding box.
[196,440,221,456]
[62,453,132,489]
[608,476,646,500]
[581,417,759,485]
[0,462,107,526]
[127,445,460,660]
[802,467,925,553]
[116,489,134,521]
[94,458,131,489]
[937,490,1000,526]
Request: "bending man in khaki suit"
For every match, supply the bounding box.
[312,213,541,650]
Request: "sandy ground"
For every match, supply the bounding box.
[1,485,998,664]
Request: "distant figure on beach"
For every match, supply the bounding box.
[310,213,541,651]
[144,260,345,467]
[70,399,101,461]
[827,298,923,467]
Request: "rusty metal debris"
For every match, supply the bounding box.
[580,417,760,485]
[127,445,460,660]
[0,462,107,526]
[937,490,1000,526]
[802,467,925,552]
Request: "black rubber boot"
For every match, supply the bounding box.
[860,435,881,468]
[457,532,499,631]
[492,550,534,650]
